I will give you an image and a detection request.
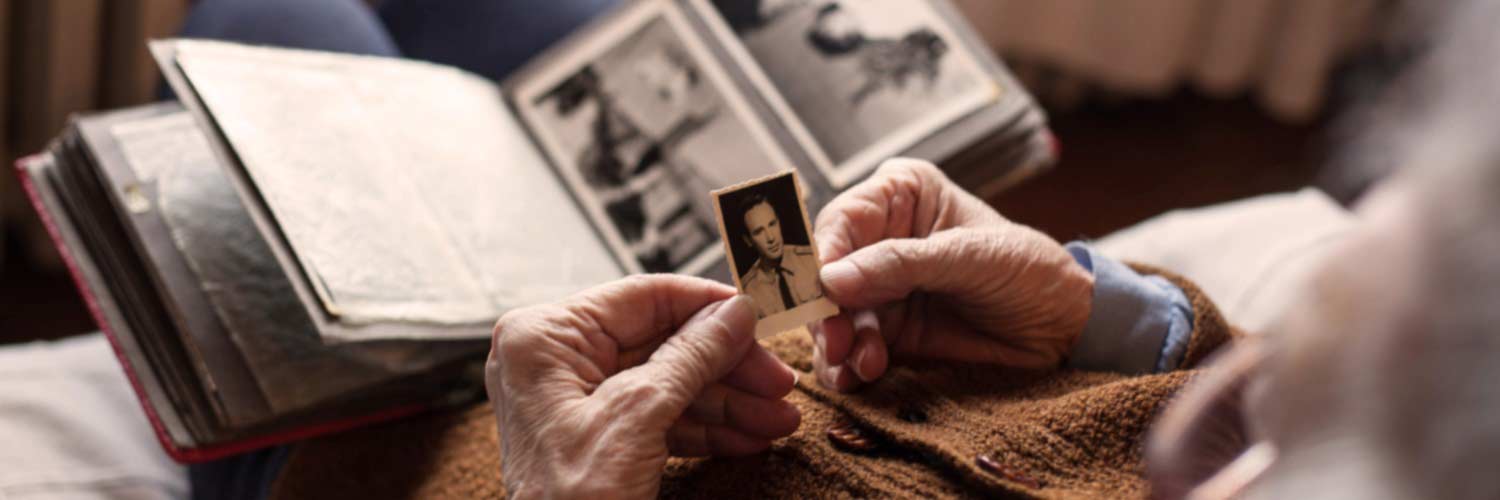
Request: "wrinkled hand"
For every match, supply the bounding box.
[485,276,800,499]
[812,159,1094,391]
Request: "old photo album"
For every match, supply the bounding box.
[15,0,1051,460]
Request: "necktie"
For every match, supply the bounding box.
[776,267,796,310]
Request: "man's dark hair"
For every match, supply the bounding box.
[737,193,773,218]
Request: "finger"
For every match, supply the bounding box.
[487,276,735,411]
[819,230,999,309]
[666,419,773,457]
[561,274,736,352]
[847,313,889,383]
[814,158,996,264]
[684,383,801,439]
[905,324,1063,369]
[813,342,865,392]
[720,343,797,399]
[875,303,1061,369]
[814,158,932,263]
[601,295,757,423]
[811,312,855,366]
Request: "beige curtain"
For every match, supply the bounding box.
[1,0,190,268]
[954,0,1383,122]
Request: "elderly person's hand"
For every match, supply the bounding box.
[485,276,799,498]
[812,159,1095,391]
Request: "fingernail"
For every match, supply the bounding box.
[776,359,798,387]
[821,261,858,293]
[852,347,875,382]
[814,328,828,360]
[817,364,840,389]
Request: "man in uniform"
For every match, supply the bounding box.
[737,193,823,318]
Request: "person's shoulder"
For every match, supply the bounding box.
[786,245,820,269]
[741,258,767,283]
[787,245,818,263]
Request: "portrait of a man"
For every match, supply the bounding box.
[712,171,836,330]
[737,193,823,318]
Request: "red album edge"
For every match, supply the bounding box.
[13,155,430,463]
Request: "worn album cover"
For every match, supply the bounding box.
[166,40,620,330]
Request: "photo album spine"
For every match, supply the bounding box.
[12,154,185,458]
[13,154,441,463]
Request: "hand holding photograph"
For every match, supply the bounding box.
[712,170,838,338]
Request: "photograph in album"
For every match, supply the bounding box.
[516,1,793,274]
[695,0,998,187]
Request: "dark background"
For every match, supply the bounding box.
[716,172,813,281]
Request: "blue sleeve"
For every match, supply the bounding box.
[1063,242,1194,374]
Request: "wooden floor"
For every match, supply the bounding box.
[0,92,1326,345]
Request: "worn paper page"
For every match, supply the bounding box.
[111,110,476,413]
[172,40,621,335]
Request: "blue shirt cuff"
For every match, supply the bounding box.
[1064,242,1195,374]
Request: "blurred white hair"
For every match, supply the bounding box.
[1249,0,1500,498]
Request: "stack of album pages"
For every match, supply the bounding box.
[15,0,1055,461]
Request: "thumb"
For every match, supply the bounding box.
[604,295,758,424]
[819,229,994,309]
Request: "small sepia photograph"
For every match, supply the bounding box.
[712,170,838,337]
[693,0,998,188]
[514,0,793,275]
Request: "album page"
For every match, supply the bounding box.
[687,0,1003,188]
[508,0,798,278]
[168,40,622,336]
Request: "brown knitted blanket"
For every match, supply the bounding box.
[271,266,1234,499]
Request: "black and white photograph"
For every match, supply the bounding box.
[694,0,997,187]
[514,0,792,275]
[712,171,838,337]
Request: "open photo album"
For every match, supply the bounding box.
[15,0,1053,461]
